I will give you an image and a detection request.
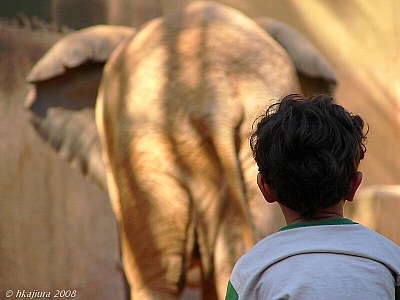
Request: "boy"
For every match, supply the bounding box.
[225,94,400,299]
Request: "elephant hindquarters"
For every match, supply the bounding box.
[102,119,197,299]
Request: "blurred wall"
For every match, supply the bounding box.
[0,0,162,29]
[0,25,126,299]
[349,185,400,245]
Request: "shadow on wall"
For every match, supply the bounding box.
[0,0,162,29]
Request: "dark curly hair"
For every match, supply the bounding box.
[250,94,368,218]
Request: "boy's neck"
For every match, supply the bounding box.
[280,200,346,225]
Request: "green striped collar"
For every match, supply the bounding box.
[279,218,358,232]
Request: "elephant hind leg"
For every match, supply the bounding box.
[113,157,196,299]
[201,276,218,300]
[181,243,218,300]
[213,211,255,299]
[184,241,218,300]
[119,221,189,300]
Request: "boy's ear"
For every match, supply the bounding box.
[345,171,363,202]
[257,173,277,203]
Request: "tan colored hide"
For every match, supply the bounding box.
[0,24,126,299]
[96,3,300,297]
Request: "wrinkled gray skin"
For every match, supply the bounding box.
[26,2,336,299]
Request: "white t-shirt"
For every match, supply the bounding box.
[226,219,400,300]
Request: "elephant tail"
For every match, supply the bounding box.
[218,135,257,248]
[211,113,258,249]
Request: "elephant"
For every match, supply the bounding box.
[25,1,336,299]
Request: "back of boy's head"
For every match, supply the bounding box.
[250,94,368,218]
